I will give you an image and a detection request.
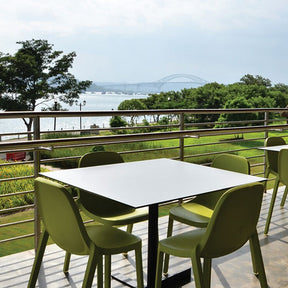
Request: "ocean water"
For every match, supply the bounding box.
[0,92,147,140]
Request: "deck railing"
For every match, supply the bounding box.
[1,108,288,254]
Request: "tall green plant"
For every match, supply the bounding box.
[0,161,35,209]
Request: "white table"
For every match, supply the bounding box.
[258,144,288,152]
[40,158,264,287]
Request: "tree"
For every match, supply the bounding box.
[215,96,255,129]
[184,82,226,124]
[117,99,147,125]
[110,115,128,128]
[0,39,92,139]
[239,74,271,87]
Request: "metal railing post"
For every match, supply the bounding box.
[179,113,185,161]
[33,116,41,250]
[264,111,269,140]
[263,111,269,177]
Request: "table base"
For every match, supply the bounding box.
[112,268,191,288]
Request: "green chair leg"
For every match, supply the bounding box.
[97,254,104,288]
[82,245,98,288]
[135,245,144,288]
[280,186,288,208]
[249,232,268,288]
[191,248,204,288]
[126,223,133,234]
[63,252,71,273]
[104,255,111,288]
[122,224,134,257]
[263,169,270,193]
[249,238,257,275]
[155,248,164,288]
[203,258,212,288]
[28,230,49,288]
[163,216,174,275]
[264,177,280,235]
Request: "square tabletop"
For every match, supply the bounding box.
[40,158,265,208]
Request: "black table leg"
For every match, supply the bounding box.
[147,204,158,288]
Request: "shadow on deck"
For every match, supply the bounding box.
[1,187,288,287]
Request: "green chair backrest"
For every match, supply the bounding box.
[212,154,250,175]
[194,154,250,209]
[199,182,264,258]
[79,151,124,167]
[265,136,286,173]
[77,151,134,217]
[35,177,91,255]
[278,149,288,186]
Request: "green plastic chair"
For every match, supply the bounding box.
[264,137,286,234]
[264,136,285,193]
[28,177,144,288]
[164,154,250,274]
[278,148,288,204]
[64,151,148,270]
[264,147,288,235]
[156,183,268,288]
[75,151,148,232]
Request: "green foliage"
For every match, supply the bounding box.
[110,115,128,128]
[118,98,148,125]
[91,145,105,152]
[114,74,288,128]
[0,39,92,135]
[158,116,169,125]
[42,132,80,139]
[0,161,35,209]
[118,98,147,110]
[215,96,255,128]
[239,74,272,87]
[143,91,184,109]
[142,118,150,126]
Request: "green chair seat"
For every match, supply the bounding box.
[86,225,141,254]
[168,202,213,228]
[159,229,205,258]
[156,183,268,288]
[83,205,149,226]
[28,177,144,288]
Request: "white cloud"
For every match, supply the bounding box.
[1,0,288,38]
[1,0,288,83]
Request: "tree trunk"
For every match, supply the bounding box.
[22,118,33,140]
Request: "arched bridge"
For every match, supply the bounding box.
[158,74,208,84]
[93,74,209,94]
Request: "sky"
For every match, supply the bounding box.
[1,0,288,85]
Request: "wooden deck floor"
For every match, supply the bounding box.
[1,187,288,287]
